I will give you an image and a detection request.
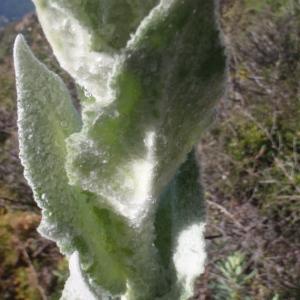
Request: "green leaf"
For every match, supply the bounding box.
[14,34,82,247]
[14,35,153,298]
[66,0,226,217]
[32,0,159,99]
[16,0,227,298]
[154,150,206,299]
[34,0,159,52]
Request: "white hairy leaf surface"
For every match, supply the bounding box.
[32,0,159,100]
[14,36,164,299]
[15,0,227,299]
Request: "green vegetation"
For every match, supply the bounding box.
[210,252,255,300]
[0,15,69,300]
[14,1,225,299]
[218,0,300,226]
[200,0,300,299]
[0,0,300,299]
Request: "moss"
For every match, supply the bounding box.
[0,211,39,299]
[224,115,270,164]
[0,210,67,299]
[222,105,300,213]
[14,267,41,300]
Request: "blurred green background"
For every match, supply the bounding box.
[0,0,299,299]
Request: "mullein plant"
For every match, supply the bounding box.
[14,0,227,299]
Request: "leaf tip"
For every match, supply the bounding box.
[13,34,36,78]
[14,34,27,58]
